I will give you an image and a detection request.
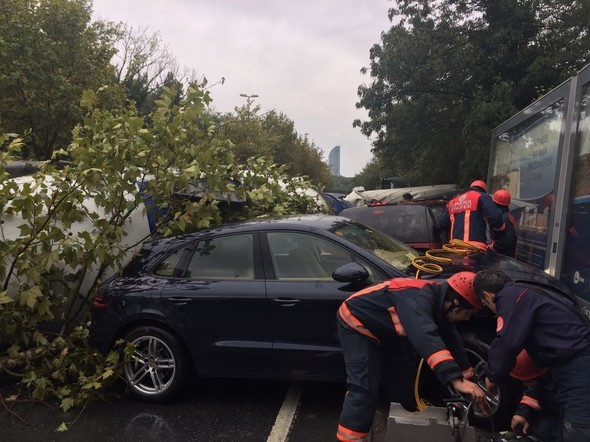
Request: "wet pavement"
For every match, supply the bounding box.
[1,379,286,441]
[1,379,491,441]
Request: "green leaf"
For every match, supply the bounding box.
[0,291,13,305]
[61,398,75,412]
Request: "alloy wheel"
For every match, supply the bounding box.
[124,335,177,396]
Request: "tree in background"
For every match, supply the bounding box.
[355,0,590,186]
[353,156,392,191]
[325,175,357,194]
[217,102,331,187]
[0,0,118,160]
[112,24,193,115]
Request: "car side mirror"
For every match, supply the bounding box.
[332,262,369,283]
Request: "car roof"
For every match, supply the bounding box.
[145,214,357,247]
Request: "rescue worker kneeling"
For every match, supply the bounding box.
[336,272,488,441]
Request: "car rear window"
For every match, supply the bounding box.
[341,205,432,243]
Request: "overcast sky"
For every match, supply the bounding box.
[91,0,393,177]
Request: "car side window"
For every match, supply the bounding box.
[153,249,184,276]
[186,234,254,280]
[268,232,355,280]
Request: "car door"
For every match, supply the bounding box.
[263,230,386,379]
[158,232,273,376]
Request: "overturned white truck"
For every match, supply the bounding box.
[1,164,152,309]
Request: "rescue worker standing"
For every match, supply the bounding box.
[438,180,505,249]
[336,272,488,441]
[473,269,590,442]
[489,189,518,258]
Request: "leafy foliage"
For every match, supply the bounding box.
[356,0,590,186]
[326,175,359,194]
[0,82,324,413]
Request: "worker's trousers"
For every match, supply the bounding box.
[533,349,590,442]
[337,319,383,435]
[552,349,590,442]
[336,318,418,439]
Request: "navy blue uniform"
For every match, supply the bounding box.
[438,186,505,248]
[336,279,474,441]
[490,209,517,258]
[487,283,590,441]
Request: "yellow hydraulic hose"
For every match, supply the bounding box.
[424,249,453,264]
[412,238,487,278]
[414,359,431,411]
[443,238,488,253]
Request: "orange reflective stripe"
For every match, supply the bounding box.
[426,350,454,369]
[346,281,390,300]
[387,306,407,336]
[463,211,471,242]
[462,367,475,379]
[338,303,380,342]
[493,222,506,232]
[516,289,529,303]
[337,425,369,441]
[520,395,541,411]
[449,213,455,237]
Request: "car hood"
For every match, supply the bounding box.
[418,250,567,292]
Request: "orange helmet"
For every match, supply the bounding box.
[510,349,548,382]
[448,271,482,310]
[492,189,511,206]
[470,180,487,192]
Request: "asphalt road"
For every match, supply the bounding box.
[1,379,491,441]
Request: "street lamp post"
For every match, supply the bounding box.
[239,93,259,101]
[239,93,259,117]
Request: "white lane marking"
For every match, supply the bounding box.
[266,381,303,442]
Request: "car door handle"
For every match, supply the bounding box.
[272,298,300,306]
[165,297,193,305]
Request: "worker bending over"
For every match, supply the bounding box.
[336,272,488,441]
[474,269,590,442]
[438,180,505,249]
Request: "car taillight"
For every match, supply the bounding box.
[92,293,113,309]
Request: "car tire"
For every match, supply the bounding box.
[462,335,522,431]
[123,326,188,403]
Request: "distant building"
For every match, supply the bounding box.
[328,145,341,176]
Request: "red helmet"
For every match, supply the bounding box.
[448,271,482,310]
[510,349,548,382]
[470,180,487,192]
[492,189,511,206]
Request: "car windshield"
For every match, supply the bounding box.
[330,221,419,272]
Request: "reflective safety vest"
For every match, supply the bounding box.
[447,189,504,247]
